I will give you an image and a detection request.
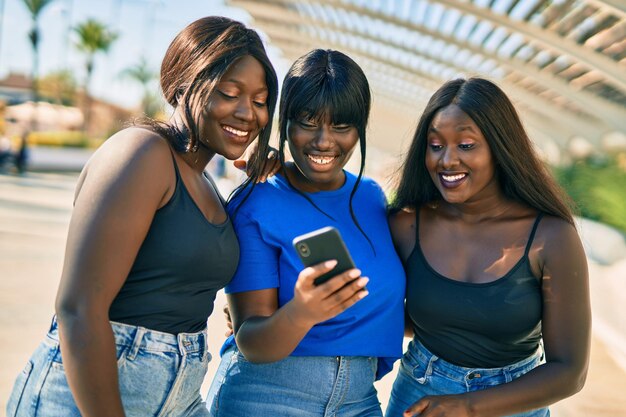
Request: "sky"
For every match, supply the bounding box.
[0,0,289,109]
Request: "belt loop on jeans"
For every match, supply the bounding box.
[177,333,191,356]
[417,353,438,384]
[197,332,206,358]
[126,326,145,361]
[503,368,513,383]
[49,315,58,332]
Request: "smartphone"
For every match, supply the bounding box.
[292,226,356,286]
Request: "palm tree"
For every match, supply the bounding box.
[74,18,118,134]
[39,69,77,106]
[120,57,161,117]
[22,0,55,129]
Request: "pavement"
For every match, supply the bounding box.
[1,151,626,415]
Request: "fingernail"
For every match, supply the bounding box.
[358,290,369,299]
[349,269,361,278]
[357,277,369,287]
[325,260,338,268]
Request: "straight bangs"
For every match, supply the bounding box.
[286,75,368,129]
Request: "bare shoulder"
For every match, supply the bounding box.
[534,214,586,269]
[91,127,171,165]
[389,208,416,231]
[76,127,174,201]
[537,215,582,245]
[389,208,417,262]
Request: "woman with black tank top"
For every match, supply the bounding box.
[6,16,278,417]
[386,78,590,417]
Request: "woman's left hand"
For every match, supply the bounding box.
[404,395,472,417]
[234,146,280,182]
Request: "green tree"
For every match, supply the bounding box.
[120,57,161,117]
[555,155,626,233]
[22,0,55,102]
[22,0,55,131]
[39,70,77,106]
[74,19,118,133]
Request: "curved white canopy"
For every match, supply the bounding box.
[230,0,626,158]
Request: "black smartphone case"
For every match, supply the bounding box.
[292,226,356,286]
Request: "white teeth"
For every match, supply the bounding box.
[223,125,248,137]
[307,154,336,165]
[442,173,466,182]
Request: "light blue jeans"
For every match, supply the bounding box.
[385,339,549,417]
[206,345,382,417]
[7,316,211,417]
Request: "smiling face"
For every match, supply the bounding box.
[197,55,269,160]
[286,115,359,192]
[425,104,499,204]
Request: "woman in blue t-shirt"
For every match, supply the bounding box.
[205,49,406,417]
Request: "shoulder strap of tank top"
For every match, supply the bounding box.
[168,148,182,180]
[524,212,544,256]
[204,171,226,205]
[414,207,421,243]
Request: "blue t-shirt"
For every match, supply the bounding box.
[222,171,405,379]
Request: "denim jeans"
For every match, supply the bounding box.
[7,316,211,417]
[206,345,382,417]
[385,339,549,417]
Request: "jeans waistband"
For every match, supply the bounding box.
[409,338,542,382]
[49,315,207,356]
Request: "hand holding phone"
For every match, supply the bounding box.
[288,227,368,328]
[292,226,356,286]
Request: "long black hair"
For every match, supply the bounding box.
[278,49,374,251]
[391,77,574,224]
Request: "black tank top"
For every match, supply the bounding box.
[109,152,239,334]
[406,212,544,368]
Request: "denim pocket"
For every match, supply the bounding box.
[37,359,82,416]
[51,342,128,370]
[212,348,238,416]
[466,373,507,390]
[6,360,33,417]
[400,349,428,384]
